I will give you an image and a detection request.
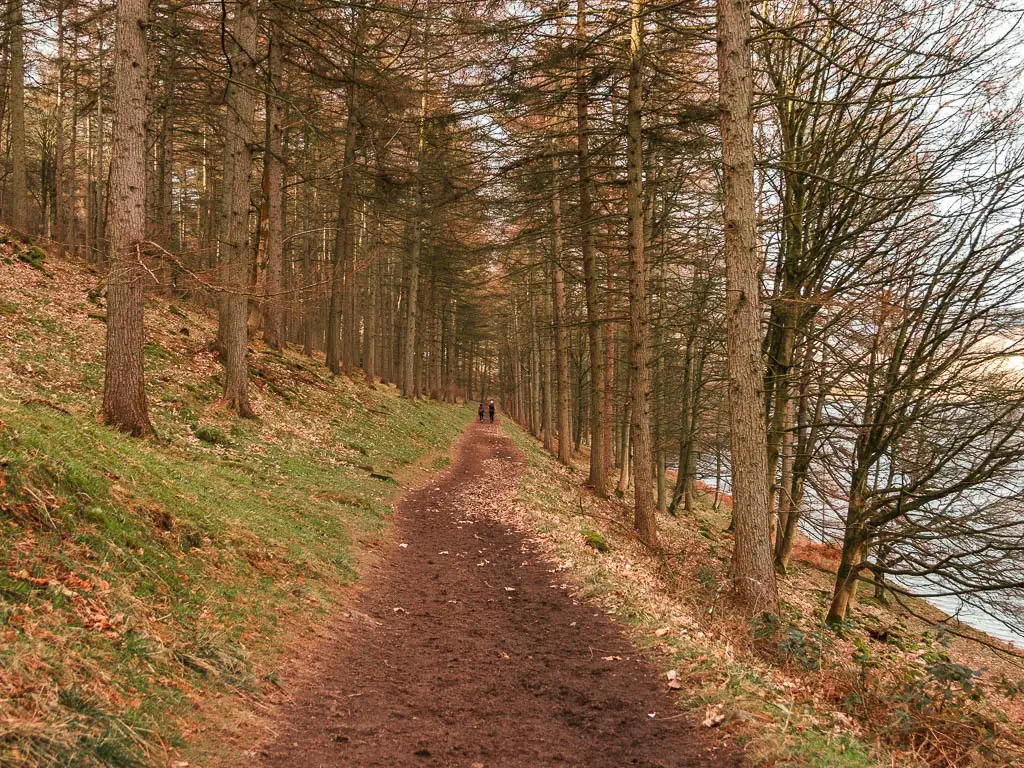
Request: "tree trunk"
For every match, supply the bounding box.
[7,0,27,231]
[0,25,9,223]
[68,24,80,253]
[670,339,696,513]
[403,26,430,397]
[765,309,797,514]
[402,248,420,397]
[577,0,606,495]
[655,349,667,514]
[94,28,105,251]
[217,0,258,417]
[775,336,824,571]
[346,215,360,374]
[773,397,795,549]
[55,2,68,247]
[365,212,382,382]
[626,0,656,545]
[604,271,615,473]
[827,517,869,624]
[260,1,285,350]
[529,276,542,437]
[102,0,153,437]
[717,0,779,614]
[617,400,632,496]
[541,284,555,451]
[550,139,573,464]
[326,79,359,374]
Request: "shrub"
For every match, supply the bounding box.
[751,610,834,672]
[840,630,1016,765]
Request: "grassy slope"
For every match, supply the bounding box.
[501,421,1024,768]
[0,241,471,766]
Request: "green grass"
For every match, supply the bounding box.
[773,732,873,768]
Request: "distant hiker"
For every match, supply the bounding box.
[488,400,495,423]
[478,402,486,423]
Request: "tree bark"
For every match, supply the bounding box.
[365,211,382,382]
[550,138,573,463]
[402,244,421,396]
[827,512,869,624]
[217,0,258,416]
[765,307,797,513]
[102,0,153,437]
[529,276,542,438]
[617,398,632,495]
[68,22,80,253]
[260,1,285,350]
[627,0,656,545]
[577,0,606,495]
[55,1,68,247]
[403,23,429,398]
[717,0,779,613]
[7,0,27,231]
[94,27,106,251]
[326,71,359,374]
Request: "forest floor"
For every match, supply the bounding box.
[248,420,739,768]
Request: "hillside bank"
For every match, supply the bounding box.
[0,243,471,766]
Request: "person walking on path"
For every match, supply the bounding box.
[478,402,486,423]
[488,400,496,423]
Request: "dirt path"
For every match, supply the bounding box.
[256,422,740,768]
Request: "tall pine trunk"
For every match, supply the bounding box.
[102,0,153,436]
[403,26,429,398]
[7,0,26,231]
[717,0,778,613]
[93,27,106,253]
[627,0,656,545]
[260,2,285,350]
[577,0,606,495]
[326,86,358,375]
[550,138,573,463]
[217,0,258,416]
[55,2,68,247]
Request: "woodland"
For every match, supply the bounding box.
[2,0,1024,761]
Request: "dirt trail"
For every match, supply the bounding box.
[255,422,740,767]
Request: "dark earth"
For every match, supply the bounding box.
[257,421,741,767]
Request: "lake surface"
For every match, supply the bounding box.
[693,474,1024,648]
[908,586,1024,648]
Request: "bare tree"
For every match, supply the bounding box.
[823,185,1024,623]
